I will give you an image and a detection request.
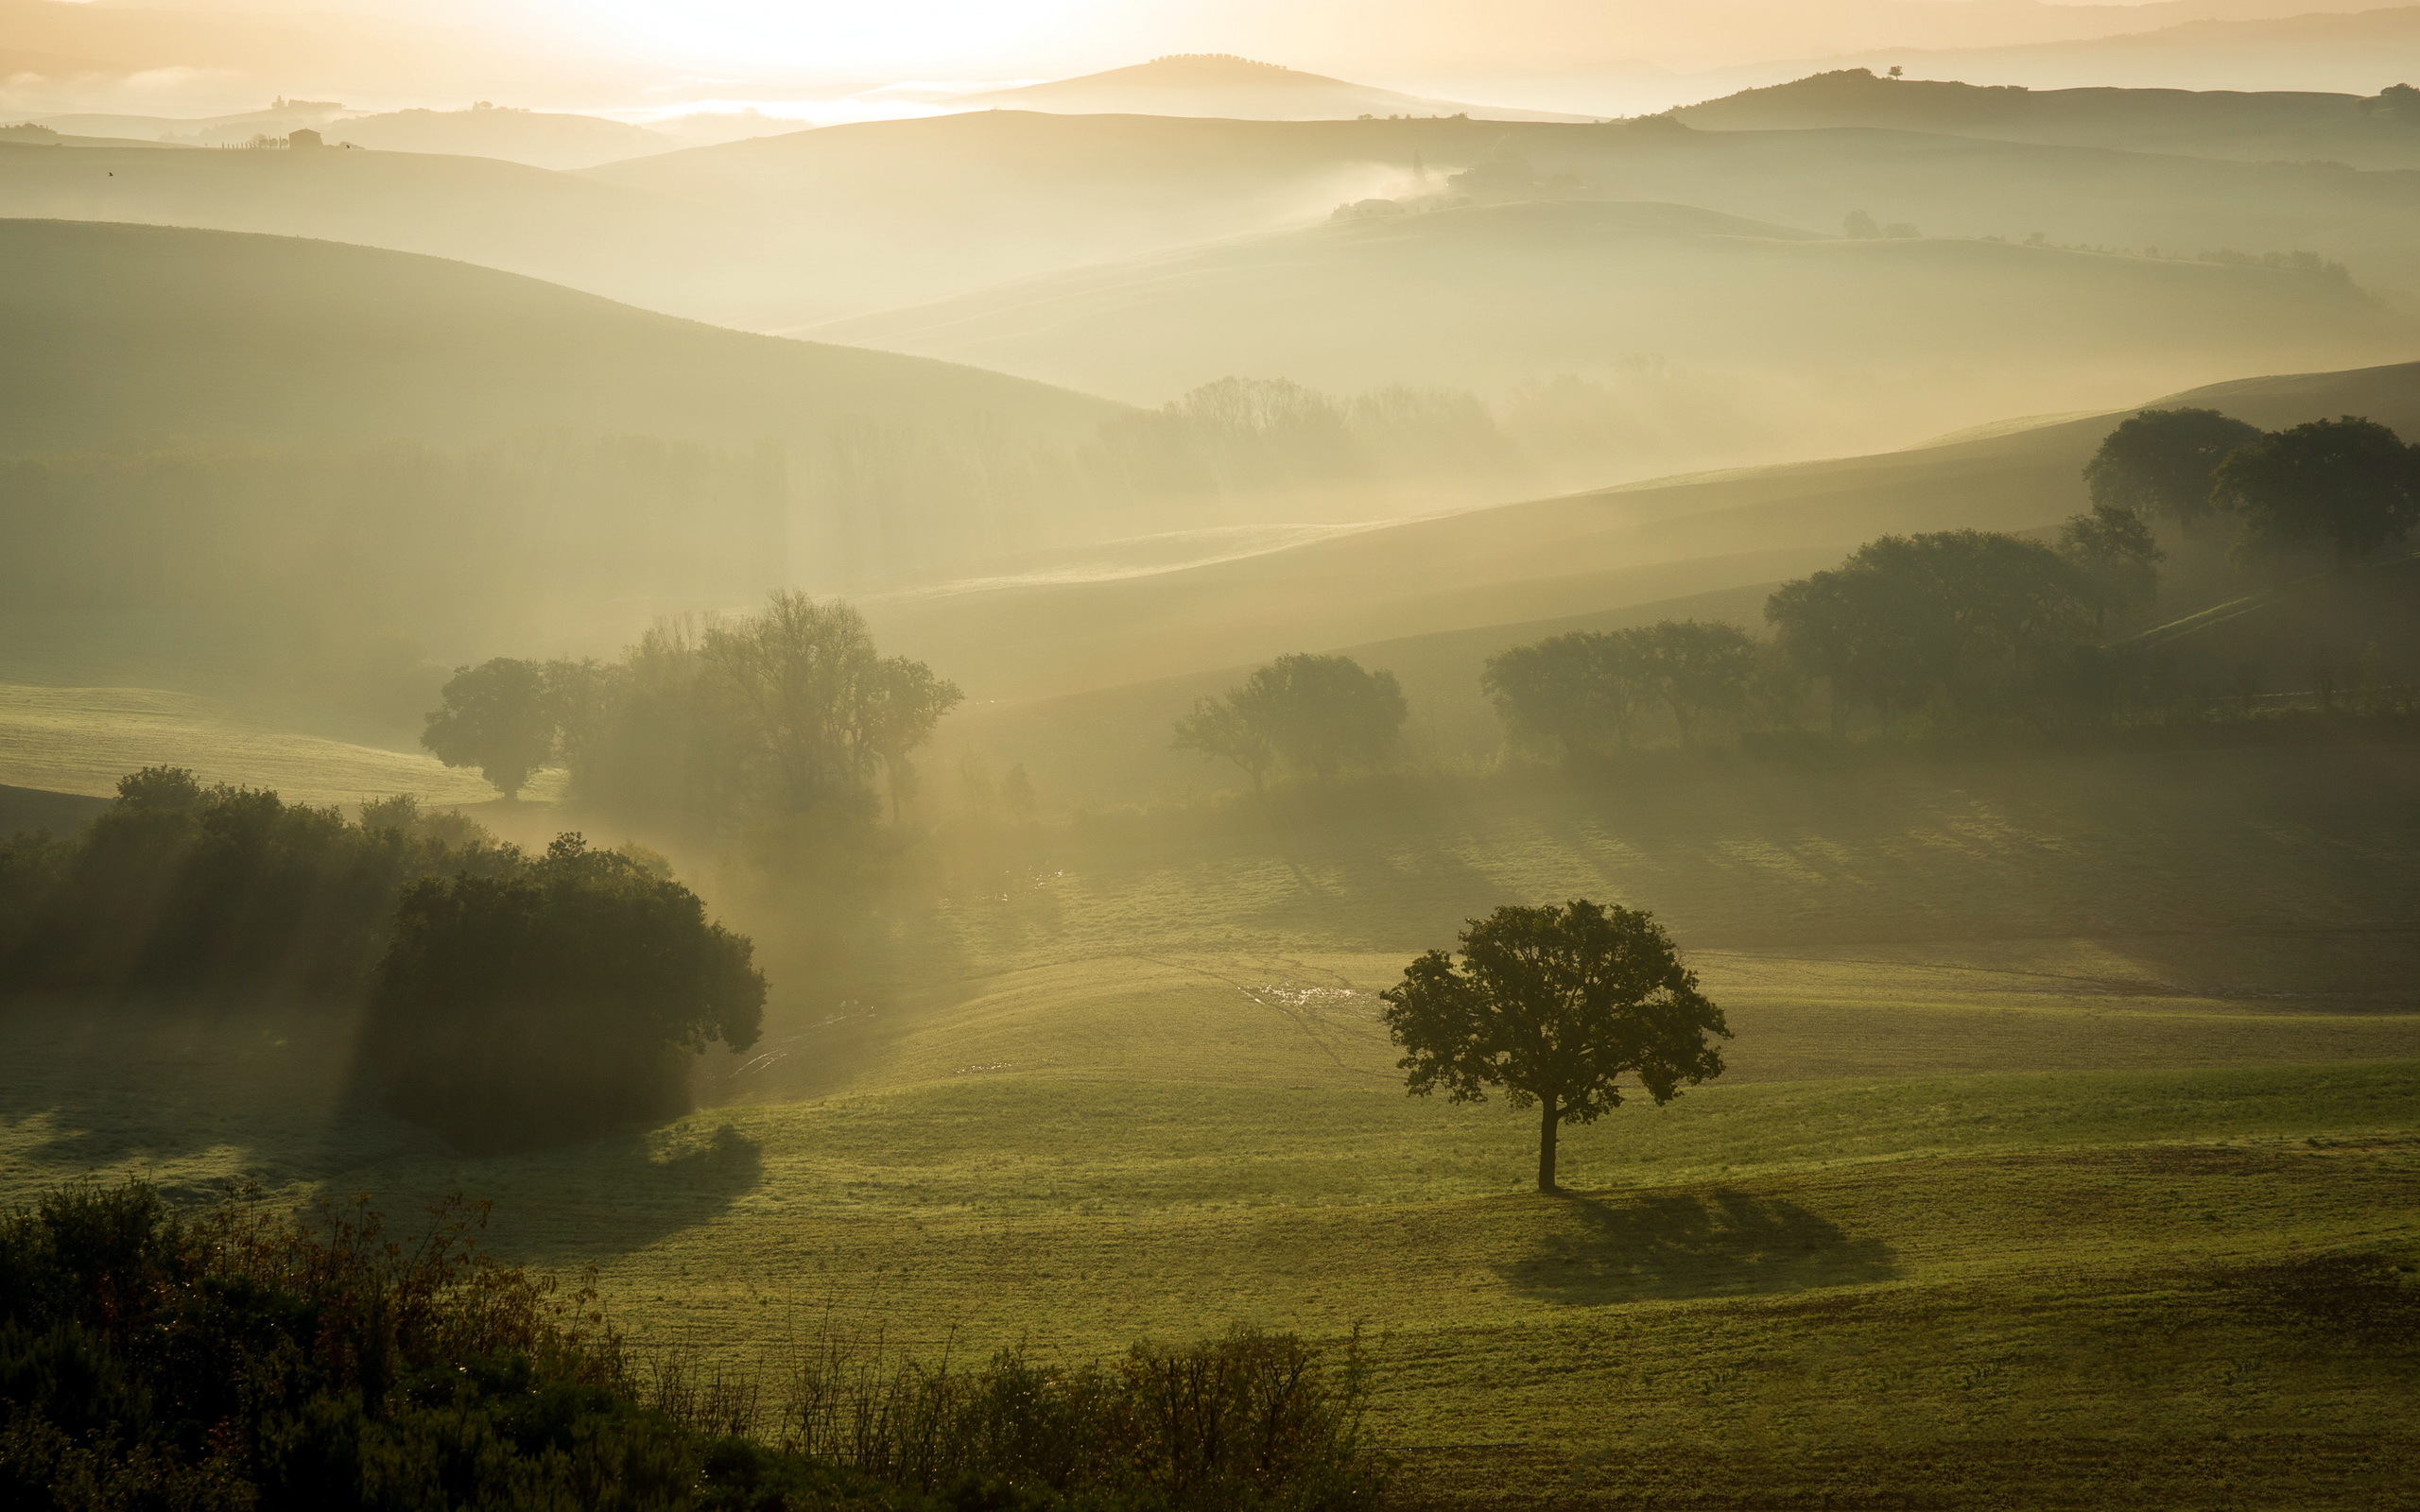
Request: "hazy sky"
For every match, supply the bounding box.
[108,0,2220,80]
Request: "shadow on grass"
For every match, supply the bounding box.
[1497,1189,1898,1304]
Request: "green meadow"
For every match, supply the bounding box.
[5,737,2415,1506]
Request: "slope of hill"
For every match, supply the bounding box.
[809,198,2415,446]
[1831,4,2420,95]
[1676,68,2420,169]
[861,358,2420,706]
[0,136,803,323]
[0,218,1117,454]
[594,112,2420,329]
[316,107,679,170]
[954,53,1593,123]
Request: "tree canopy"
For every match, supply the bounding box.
[1765,530,2098,730]
[1483,620,1761,757]
[422,656,559,799]
[363,833,765,1152]
[2213,416,2420,566]
[1174,652,1407,787]
[1381,900,1728,1193]
[2083,406,2263,532]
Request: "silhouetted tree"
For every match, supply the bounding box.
[363,833,765,1152]
[1765,531,2098,731]
[422,657,557,799]
[2083,407,2263,533]
[2213,416,2420,567]
[1176,653,1406,786]
[1381,900,1728,1193]
[1631,621,1758,746]
[2058,501,2164,624]
[1173,692,1276,791]
[1483,631,1636,759]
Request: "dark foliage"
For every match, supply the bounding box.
[1382,900,1728,1193]
[2083,406,2264,533]
[361,834,766,1153]
[1765,530,2101,732]
[2214,416,2420,566]
[0,770,511,997]
[1174,654,1407,788]
[0,1181,1387,1512]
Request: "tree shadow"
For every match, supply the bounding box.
[1497,1189,1898,1305]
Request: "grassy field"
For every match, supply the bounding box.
[3,740,2415,1507]
[0,680,559,809]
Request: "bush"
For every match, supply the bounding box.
[0,1181,1390,1512]
[360,833,767,1152]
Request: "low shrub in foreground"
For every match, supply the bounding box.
[0,1181,1386,1512]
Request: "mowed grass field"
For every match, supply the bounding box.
[3,741,2417,1506]
[0,680,562,809]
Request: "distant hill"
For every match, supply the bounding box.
[309,107,677,171]
[33,102,679,170]
[859,358,2420,705]
[1676,68,2420,169]
[0,136,798,325]
[594,111,2420,331]
[0,218,1115,454]
[811,198,2417,460]
[953,54,1593,123]
[1807,5,2420,95]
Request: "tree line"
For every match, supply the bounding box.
[0,770,764,1152]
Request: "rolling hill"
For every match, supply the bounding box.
[0,218,1117,454]
[0,135,798,324]
[806,198,2416,441]
[1816,4,2420,95]
[592,111,2420,330]
[864,357,2420,714]
[1675,67,2420,169]
[953,53,1593,123]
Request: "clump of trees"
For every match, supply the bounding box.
[1482,620,1766,758]
[0,1180,1388,1510]
[2085,407,2420,568]
[424,593,962,830]
[1173,653,1408,790]
[1765,530,2102,733]
[360,834,765,1153]
[0,768,511,995]
[1382,900,1728,1193]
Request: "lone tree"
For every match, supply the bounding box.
[2083,406,2263,533]
[1381,900,1729,1194]
[2212,415,2420,566]
[422,657,558,799]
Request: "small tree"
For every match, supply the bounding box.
[421,658,558,799]
[2058,501,2164,625]
[1631,621,1756,746]
[2083,407,2264,534]
[1173,692,1275,791]
[1381,900,1729,1193]
[2213,416,2420,567]
[1483,631,1638,759]
[1174,652,1407,786]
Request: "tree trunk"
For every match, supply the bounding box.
[1536,1096,1561,1193]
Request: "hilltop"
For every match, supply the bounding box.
[954,53,1591,122]
[34,103,681,170]
[1675,68,2420,170]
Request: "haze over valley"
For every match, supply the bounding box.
[4,5,2418,1509]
